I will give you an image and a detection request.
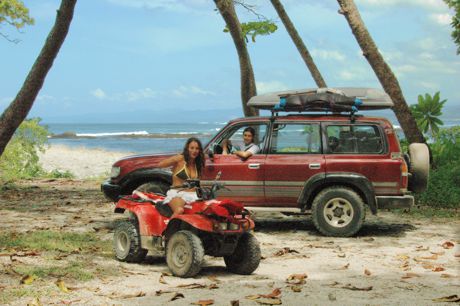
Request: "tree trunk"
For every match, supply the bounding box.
[0,0,77,157]
[214,0,258,117]
[270,0,327,88]
[337,0,424,143]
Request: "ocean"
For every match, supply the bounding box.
[43,119,460,155]
[44,122,224,154]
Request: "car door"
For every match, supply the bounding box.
[202,122,269,206]
[264,121,325,207]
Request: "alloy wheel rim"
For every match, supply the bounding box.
[323,197,354,228]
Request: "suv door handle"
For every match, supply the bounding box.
[309,163,321,169]
[248,164,260,169]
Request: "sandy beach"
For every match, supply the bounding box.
[38,144,131,179]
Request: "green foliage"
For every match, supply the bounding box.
[416,163,460,209]
[0,118,48,181]
[410,92,446,138]
[0,0,34,42]
[444,0,460,54]
[46,169,75,179]
[429,126,460,168]
[224,20,278,43]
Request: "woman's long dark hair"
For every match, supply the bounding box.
[182,137,205,176]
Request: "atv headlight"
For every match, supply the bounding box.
[219,222,228,230]
[229,223,239,230]
[110,166,121,178]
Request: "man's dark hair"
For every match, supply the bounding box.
[243,126,255,137]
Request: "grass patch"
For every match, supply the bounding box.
[0,230,112,255]
[393,206,460,219]
[14,261,94,281]
[0,286,54,305]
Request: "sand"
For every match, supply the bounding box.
[38,144,131,179]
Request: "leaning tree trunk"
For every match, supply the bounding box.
[0,0,77,157]
[337,0,424,143]
[215,0,258,117]
[270,0,327,88]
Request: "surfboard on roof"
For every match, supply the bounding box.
[247,87,394,112]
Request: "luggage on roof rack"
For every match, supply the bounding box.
[247,87,393,113]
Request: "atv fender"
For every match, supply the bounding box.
[115,199,168,236]
[171,214,215,233]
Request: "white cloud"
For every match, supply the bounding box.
[125,88,157,101]
[105,0,209,13]
[429,13,452,26]
[418,81,439,90]
[312,49,346,61]
[256,81,290,94]
[91,88,107,99]
[356,0,446,11]
[172,86,215,98]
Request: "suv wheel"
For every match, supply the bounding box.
[311,186,365,237]
[136,181,169,195]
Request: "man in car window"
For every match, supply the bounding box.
[222,127,259,159]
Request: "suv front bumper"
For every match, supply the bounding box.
[376,195,414,210]
[101,179,121,202]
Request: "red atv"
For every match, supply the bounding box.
[112,175,261,278]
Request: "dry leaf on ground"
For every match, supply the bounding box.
[402,272,421,279]
[432,295,460,302]
[286,273,307,285]
[441,241,455,249]
[432,266,445,272]
[273,247,299,256]
[289,285,302,292]
[56,279,70,293]
[176,283,206,289]
[255,298,282,305]
[191,299,214,306]
[364,269,372,276]
[341,284,373,291]
[159,274,167,284]
[421,254,438,260]
[338,263,350,270]
[230,300,239,306]
[20,275,36,285]
[170,292,184,301]
[155,289,174,296]
[415,246,429,251]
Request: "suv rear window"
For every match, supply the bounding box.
[270,123,321,154]
[326,124,383,154]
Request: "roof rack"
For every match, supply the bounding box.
[248,88,394,115]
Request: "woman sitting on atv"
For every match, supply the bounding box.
[133,137,205,218]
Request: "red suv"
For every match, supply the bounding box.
[102,88,429,237]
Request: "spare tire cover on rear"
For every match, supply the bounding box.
[408,143,430,193]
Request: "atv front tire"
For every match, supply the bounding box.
[113,220,147,262]
[224,233,261,275]
[166,230,204,278]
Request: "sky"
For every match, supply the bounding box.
[0,0,459,123]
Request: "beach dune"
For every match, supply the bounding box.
[38,144,130,179]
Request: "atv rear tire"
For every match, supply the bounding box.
[113,220,147,262]
[224,233,261,275]
[408,143,430,193]
[311,186,365,237]
[166,230,204,278]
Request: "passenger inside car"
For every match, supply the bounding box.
[222,126,259,159]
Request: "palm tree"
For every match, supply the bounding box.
[410,92,446,139]
[214,0,258,117]
[0,0,77,157]
[270,0,327,88]
[336,0,424,144]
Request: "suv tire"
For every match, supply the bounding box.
[136,181,169,195]
[312,186,365,237]
[166,230,204,277]
[113,220,147,262]
[408,143,430,193]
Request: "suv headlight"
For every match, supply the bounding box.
[110,166,121,178]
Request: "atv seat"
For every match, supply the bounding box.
[155,201,173,218]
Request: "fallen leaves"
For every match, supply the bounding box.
[170,292,184,301]
[341,284,373,291]
[20,274,36,285]
[441,241,455,249]
[401,272,421,279]
[56,279,70,293]
[273,247,299,256]
[246,288,282,305]
[191,300,214,306]
[286,274,307,285]
[432,295,460,302]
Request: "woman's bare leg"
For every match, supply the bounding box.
[168,197,185,218]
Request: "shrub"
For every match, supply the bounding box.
[0,118,48,181]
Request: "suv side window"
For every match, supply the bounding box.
[326,124,383,154]
[269,123,321,154]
